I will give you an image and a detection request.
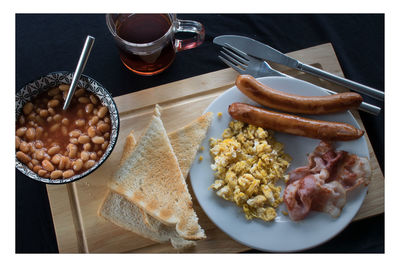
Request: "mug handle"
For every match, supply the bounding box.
[174,19,205,52]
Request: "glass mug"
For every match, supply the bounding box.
[106,14,205,76]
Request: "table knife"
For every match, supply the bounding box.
[216,45,380,115]
[214,35,384,101]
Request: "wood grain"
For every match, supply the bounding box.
[46,43,384,253]
[65,183,89,253]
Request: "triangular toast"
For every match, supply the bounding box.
[99,111,213,248]
[168,112,213,178]
[108,105,207,240]
[99,131,195,249]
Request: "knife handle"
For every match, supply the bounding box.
[322,88,381,116]
[298,63,384,101]
[358,101,382,115]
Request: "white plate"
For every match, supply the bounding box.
[189,77,369,252]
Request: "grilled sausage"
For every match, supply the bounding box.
[228,102,364,141]
[235,75,363,114]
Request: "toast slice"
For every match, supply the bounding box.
[99,190,196,249]
[117,131,157,231]
[120,112,213,179]
[99,131,195,248]
[99,111,213,248]
[109,105,206,240]
[168,112,213,178]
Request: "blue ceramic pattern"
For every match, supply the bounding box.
[15,72,120,184]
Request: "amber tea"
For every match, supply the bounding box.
[106,13,205,76]
[115,14,174,75]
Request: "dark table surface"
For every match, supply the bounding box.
[16,14,384,253]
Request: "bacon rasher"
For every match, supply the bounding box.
[283,141,371,221]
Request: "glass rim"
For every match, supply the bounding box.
[105,13,176,48]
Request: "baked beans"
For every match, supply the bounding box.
[16,84,111,179]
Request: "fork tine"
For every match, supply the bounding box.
[221,47,249,66]
[218,55,245,74]
[223,43,249,59]
[220,50,247,69]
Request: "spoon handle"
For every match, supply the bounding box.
[63,35,95,110]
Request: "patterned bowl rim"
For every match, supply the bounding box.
[15,71,120,184]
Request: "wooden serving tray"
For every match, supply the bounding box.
[46,43,384,253]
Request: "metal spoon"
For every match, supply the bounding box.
[63,35,95,110]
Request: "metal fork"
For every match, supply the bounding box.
[218,44,381,116]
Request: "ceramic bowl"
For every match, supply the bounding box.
[15,71,120,184]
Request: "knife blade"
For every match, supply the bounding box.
[213,35,384,101]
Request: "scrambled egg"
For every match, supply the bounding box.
[209,121,291,222]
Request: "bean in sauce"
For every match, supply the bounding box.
[16,84,112,179]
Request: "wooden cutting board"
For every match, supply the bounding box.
[46,43,384,253]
